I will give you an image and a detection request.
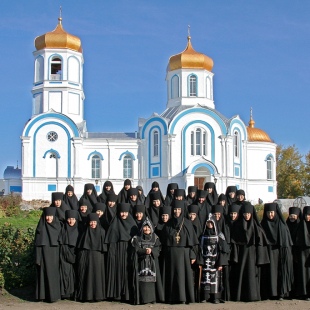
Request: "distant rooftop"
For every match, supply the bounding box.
[87,132,137,139]
[3,166,21,179]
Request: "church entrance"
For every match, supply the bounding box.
[194,166,212,190]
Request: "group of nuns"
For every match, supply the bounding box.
[35,180,310,304]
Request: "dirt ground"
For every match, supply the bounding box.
[1,290,310,310]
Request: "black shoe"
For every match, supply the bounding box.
[213,299,220,304]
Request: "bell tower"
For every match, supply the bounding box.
[32,14,85,124]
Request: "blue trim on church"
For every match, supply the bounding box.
[148,126,162,178]
[141,117,168,139]
[43,149,61,159]
[190,163,215,175]
[87,151,104,161]
[169,108,227,135]
[119,151,136,161]
[229,118,247,139]
[24,113,80,137]
[33,121,72,177]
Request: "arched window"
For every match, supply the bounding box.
[234,131,239,158]
[50,57,62,80]
[153,131,159,157]
[91,155,100,179]
[123,155,133,178]
[189,75,197,97]
[266,156,273,180]
[171,75,179,99]
[191,128,207,156]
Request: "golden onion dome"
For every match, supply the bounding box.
[35,17,82,52]
[246,111,272,142]
[168,36,214,72]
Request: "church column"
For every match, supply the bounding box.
[21,137,31,177]
[71,138,83,178]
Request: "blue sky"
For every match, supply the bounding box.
[1,1,309,174]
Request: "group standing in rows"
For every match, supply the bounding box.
[35,180,310,304]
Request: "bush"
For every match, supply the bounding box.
[0,223,35,290]
[0,195,22,217]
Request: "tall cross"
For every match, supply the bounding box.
[188,25,191,37]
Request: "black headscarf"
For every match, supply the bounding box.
[35,207,61,246]
[186,185,198,205]
[77,213,107,252]
[98,180,115,203]
[204,182,218,206]
[60,210,79,246]
[225,186,237,206]
[80,183,98,209]
[103,193,118,225]
[63,185,79,210]
[286,206,301,244]
[117,179,132,203]
[296,206,310,247]
[50,192,70,221]
[105,203,139,243]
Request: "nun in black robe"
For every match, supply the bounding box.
[225,186,237,207]
[128,187,144,211]
[59,210,79,299]
[164,183,179,207]
[145,181,165,207]
[93,202,109,231]
[131,218,164,304]
[105,203,139,302]
[133,204,147,230]
[78,198,92,233]
[80,183,98,210]
[204,182,218,206]
[98,180,115,203]
[136,185,146,204]
[217,194,228,215]
[260,203,294,300]
[161,200,199,304]
[186,185,198,205]
[196,190,211,229]
[50,192,70,222]
[117,179,132,203]
[187,204,203,238]
[103,193,118,227]
[35,207,61,302]
[76,213,107,302]
[147,191,164,228]
[63,185,79,210]
[230,202,269,302]
[294,206,310,300]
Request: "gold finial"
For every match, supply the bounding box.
[249,107,255,128]
[187,25,191,41]
[58,6,62,24]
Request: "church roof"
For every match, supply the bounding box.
[87,132,137,139]
[3,166,21,179]
[167,36,213,72]
[246,111,272,142]
[35,17,82,52]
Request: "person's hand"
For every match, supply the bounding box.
[146,248,152,255]
[191,259,196,264]
[217,266,222,271]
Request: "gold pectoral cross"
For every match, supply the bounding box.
[175,233,180,244]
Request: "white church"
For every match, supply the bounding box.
[20,17,277,202]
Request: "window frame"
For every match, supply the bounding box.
[91,155,101,179]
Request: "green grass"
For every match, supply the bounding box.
[0,210,41,230]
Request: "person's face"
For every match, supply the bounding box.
[54,199,61,207]
[143,225,151,235]
[96,210,104,218]
[189,213,197,221]
[108,201,116,208]
[207,188,213,194]
[67,191,73,197]
[45,215,54,223]
[289,214,298,222]
[124,185,131,190]
[152,186,159,192]
[130,195,137,201]
[266,211,275,220]
[170,189,175,195]
[80,205,87,213]
[230,212,238,221]
[219,200,225,206]
[67,217,76,226]
[189,192,196,198]
[229,192,235,198]
[174,208,182,218]
[138,189,142,195]
[306,214,310,222]
[206,221,214,229]
[175,195,183,201]
[162,214,169,223]
[135,212,143,221]
[120,211,128,219]
[153,199,161,207]
[237,194,245,201]
[243,213,251,221]
[86,189,92,195]
[213,212,221,221]
[89,221,97,229]
[198,197,206,204]
[105,185,111,191]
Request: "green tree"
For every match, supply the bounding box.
[276,145,306,198]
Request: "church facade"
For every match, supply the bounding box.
[21,18,277,203]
